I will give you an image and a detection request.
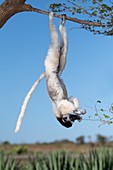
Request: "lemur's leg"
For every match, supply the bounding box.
[69,97,80,110]
[58,15,68,75]
[49,12,59,49]
[58,99,76,116]
[45,12,59,72]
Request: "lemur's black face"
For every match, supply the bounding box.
[57,116,72,128]
[56,114,82,128]
[63,114,82,123]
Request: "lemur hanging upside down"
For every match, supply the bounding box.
[15,12,86,132]
[44,12,86,128]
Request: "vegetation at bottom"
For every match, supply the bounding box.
[0,152,18,170]
[0,149,113,170]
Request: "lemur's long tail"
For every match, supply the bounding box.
[15,72,45,133]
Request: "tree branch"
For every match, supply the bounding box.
[22,5,105,27]
[0,0,26,28]
[0,0,105,28]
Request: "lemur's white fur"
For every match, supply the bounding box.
[15,12,86,132]
[15,72,45,132]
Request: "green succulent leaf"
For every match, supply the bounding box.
[103,114,110,119]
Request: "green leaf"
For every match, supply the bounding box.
[92,0,96,4]
[90,6,95,10]
[97,100,101,103]
[111,106,113,111]
[72,7,76,10]
[77,8,82,13]
[103,114,110,119]
[92,11,97,16]
[108,121,113,124]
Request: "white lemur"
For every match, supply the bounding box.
[15,12,86,132]
[45,12,86,128]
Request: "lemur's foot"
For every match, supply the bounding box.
[49,11,54,23]
[80,109,86,115]
[61,14,66,25]
[74,109,86,115]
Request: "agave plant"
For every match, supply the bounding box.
[28,149,113,170]
[1,149,113,170]
[0,151,17,170]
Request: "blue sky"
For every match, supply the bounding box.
[0,0,113,143]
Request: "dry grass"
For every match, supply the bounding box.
[1,141,113,156]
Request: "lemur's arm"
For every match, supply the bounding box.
[58,14,68,75]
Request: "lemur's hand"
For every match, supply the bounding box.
[49,11,54,22]
[74,109,86,115]
[61,14,66,26]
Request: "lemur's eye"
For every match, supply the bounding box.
[62,115,69,123]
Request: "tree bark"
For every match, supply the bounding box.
[0,0,105,28]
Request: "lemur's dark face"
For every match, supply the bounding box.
[56,114,82,128]
[57,116,72,128]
